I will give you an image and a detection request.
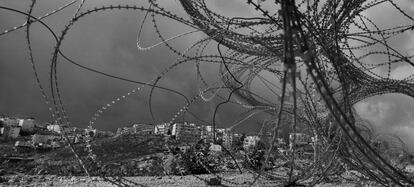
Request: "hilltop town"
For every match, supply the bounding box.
[0,115,324,176]
[2,115,414,186]
[0,115,317,155]
[0,116,113,151]
[2,116,414,173]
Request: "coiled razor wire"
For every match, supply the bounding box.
[1,0,414,186]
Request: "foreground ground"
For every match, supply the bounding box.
[0,135,381,186]
[0,174,370,187]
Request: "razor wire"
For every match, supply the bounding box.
[1,0,414,186]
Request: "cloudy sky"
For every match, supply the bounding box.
[0,0,267,132]
[351,1,414,152]
[1,0,414,150]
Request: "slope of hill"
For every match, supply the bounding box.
[0,134,167,176]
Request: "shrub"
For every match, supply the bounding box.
[178,143,222,175]
[242,144,265,171]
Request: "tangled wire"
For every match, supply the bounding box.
[2,0,414,186]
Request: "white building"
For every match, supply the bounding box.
[288,133,311,151]
[243,135,261,150]
[133,123,154,134]
[405,165,414,173]
[116,126,133,135]
[200,125,214,143]
[222,129,235,148]
[15,141,32,148]
[172,122,201,144]
[154,123,172,135]
[209,143,222,152]
[47,124,62,133]
[206,125,213,133]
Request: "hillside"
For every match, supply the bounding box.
[0,134,167,176]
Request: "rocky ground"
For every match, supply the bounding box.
[0,135,380,186]
[0,174,367,187]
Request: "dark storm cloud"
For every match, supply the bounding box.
[0,0,263,132]
[354,94,414,152]
[352,0,414,152]
[2,0,414,147]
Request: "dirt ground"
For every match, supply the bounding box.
[0,173,364,187]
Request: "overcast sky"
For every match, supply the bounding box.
[1,0,414,151]
[0,0,267,133]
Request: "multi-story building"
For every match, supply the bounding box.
[231,133,244,148]
[205,125,213,133]
[1,117,19,126]
[172,122,201,144]
[116,126,134,135]
[233,133,243,143]
[243,135,261,150]
[132,123,154,134]
[154,123,172,136]
[47,124,62,133]
[32,131,61,147]
[215,128,225,142]
[88,129,113,138]
[222,129,235,148]
[200,125,214,143]
[1,117,35,133]
[18,118,35,132]
[259,132,287,148]
[1,125,20,139]
[62,127,85,135]
[289,133,310,149]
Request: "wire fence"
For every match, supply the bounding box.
[1,0,414,186]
